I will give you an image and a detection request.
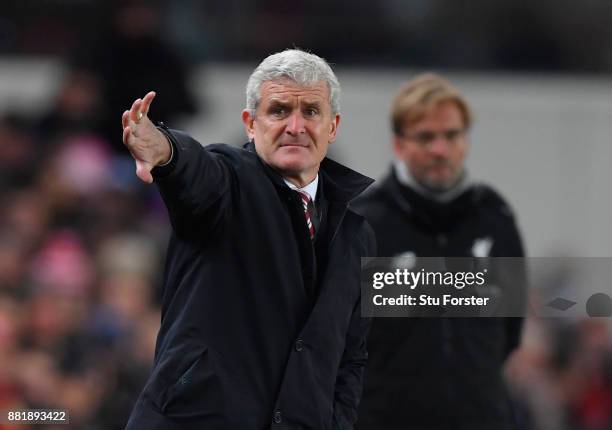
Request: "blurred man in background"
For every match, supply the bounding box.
[353,74,525,430]
[122,49,375,429]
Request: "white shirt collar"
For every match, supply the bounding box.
[283,175,318,203]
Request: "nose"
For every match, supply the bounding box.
[427,137,450,157]
[285,112,305,136]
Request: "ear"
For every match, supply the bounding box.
[392,134,404,158]
[328,113,341,144]
[241,109,255,140]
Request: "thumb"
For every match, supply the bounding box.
[135,160,155,184]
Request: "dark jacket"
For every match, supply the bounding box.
[125,129,376,430]
[352,171,525,430]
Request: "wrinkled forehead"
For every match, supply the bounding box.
[259,78,330,104]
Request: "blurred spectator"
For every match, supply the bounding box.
[75,0,198,154]
[35,69,107,142]
[1,188,50,252]
[0,114,40,192]
[507,319,612,430]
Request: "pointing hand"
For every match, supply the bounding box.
[121,91,172,184]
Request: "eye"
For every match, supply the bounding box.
[444,129,464,141]
[269,106,287,117]
[304,107,318,117]
[413,131,435,145]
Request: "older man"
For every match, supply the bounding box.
[123,49,375,429]
[353,74,525,430]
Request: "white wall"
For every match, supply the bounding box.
[3,60,611,257]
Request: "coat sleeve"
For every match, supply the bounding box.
[332,221,376,429]
[151,127,239,238]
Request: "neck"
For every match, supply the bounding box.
[281,169,319,188]
[393,159,469,203]
[283,175,316,189]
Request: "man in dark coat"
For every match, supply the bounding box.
[121,49,375,429]
[353,74,525,430]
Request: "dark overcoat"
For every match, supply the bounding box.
[125,129,375,430]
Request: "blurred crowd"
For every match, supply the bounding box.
[0,65,180,428]
[0,1,611,429]
[0,3,198,429]
[0,81,168,429]
[4,0,612,72]
[506,317,611,430]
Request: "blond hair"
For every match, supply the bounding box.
[391,73,472,135]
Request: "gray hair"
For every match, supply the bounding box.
[245,49,341,115]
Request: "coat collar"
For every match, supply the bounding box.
[380,167,484,226]
[380,170,414,215]
[243,141,373,203]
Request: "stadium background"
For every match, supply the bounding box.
[0,1,610,429]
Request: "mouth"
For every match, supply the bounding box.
[428,162,450,171]
[280,142,309,148]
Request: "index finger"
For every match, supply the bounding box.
[140,91,157,117]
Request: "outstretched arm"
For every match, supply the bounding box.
[121,91,237,236]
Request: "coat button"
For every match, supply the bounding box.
[295,339,304,352]
[273,410,282,424]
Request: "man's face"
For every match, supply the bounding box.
[394,101,469,191]
[242,79,340,186]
